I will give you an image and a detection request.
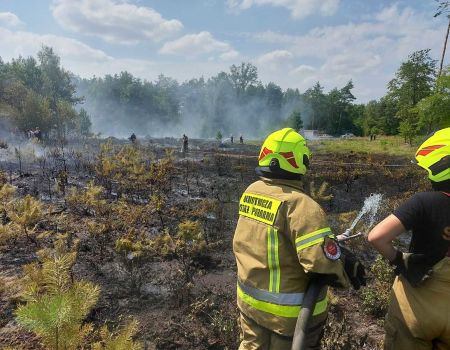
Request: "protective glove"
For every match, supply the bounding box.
[340,245,366,290]
[390,250,433,287]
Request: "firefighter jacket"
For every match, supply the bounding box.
[233,177,350,336]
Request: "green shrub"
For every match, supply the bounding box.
[16,234,100,350]
[360,255,395,318]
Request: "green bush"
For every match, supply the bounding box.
[360,255,395,318]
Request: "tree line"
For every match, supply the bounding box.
[1,46,449,141]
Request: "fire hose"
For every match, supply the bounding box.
[291,230,362,350]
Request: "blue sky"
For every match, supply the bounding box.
[0,0,447,101]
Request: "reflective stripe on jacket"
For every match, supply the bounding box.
[233,177,350,336]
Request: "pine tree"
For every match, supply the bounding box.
[8,195,43,243]
[286,109,303,131]
[16,234,100,350]
[92,320,142,350]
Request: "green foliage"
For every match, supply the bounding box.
[286,109,303,130]
[216,131,223,142]
[0,184,16,242]
[229,62,258,93]
[388,49,436,108]
[414,67,450,132]
[0,183,16,208]
[362,98,399,136]
[360,255,395,318]
[311,136,417,157]
[4,194,43,243]
[75,108,92,136]
[387,49,436,141]
[0,46,90,138]
[399,119,418,145]
[92,320,142,350]
[16,234,101,350]
[74,72,179,137]
[2,45,446,143]
[303,80,360,135]
[66,181,108,216]
[94,142,172,200]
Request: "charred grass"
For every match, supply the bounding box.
[0,138,427,349]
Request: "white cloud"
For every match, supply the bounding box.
[159,31,239,60]
[220,50,240,61]
[0,12,23,27]
[291,64,315,74]
[257,50,294,70]
[226,0,340,18]
[252,5,446,101]
[0,27,112,63]
[51,0,183,45]
[0,26,233,85]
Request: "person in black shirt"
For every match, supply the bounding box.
[368,127,450,350]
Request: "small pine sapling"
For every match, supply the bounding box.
[16,234,101,350]
[66,182,108,216]
[92,320,142,350]
[115,229,157,294]
[7,195,43,244]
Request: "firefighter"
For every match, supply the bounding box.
[368,127,450,350]
[182,134,189,153]
[233,128,366,350]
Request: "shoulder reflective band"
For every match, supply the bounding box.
[267,227,280,293]
[237,283,328,318]
[296,227,334,252]
[239,192,282,225]
[238,280,304,305]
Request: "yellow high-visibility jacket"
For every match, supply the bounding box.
[233,177,350,336]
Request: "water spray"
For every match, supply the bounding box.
[292,193,384,350]
[339,193,383,241]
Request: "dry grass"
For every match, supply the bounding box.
[310,136,420,158]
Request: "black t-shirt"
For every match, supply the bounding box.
[393,191,450,263]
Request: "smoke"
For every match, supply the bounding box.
[74,75,311,140]
[0,119,18,143]
[0,119,47,164]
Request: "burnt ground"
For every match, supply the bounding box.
[0,137,428,349]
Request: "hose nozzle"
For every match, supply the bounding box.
[342,228,352,238]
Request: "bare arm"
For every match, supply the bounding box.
[367,214,406,262]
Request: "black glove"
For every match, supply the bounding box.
[340,245,366,290]
[390,250,433,287]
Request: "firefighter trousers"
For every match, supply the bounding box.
[238,311,327,350]
[384,258,450,350]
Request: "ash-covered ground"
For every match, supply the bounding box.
[0,136,426,349]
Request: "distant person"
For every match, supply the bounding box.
[240,135,244,144]
[368,127,450,350]
[129,133,137,144]
[230,134,234,144]
[34,127,42,141]
[182,134,189,153]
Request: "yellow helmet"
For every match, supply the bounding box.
[415,127,450,182]
[258,128,311,175]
